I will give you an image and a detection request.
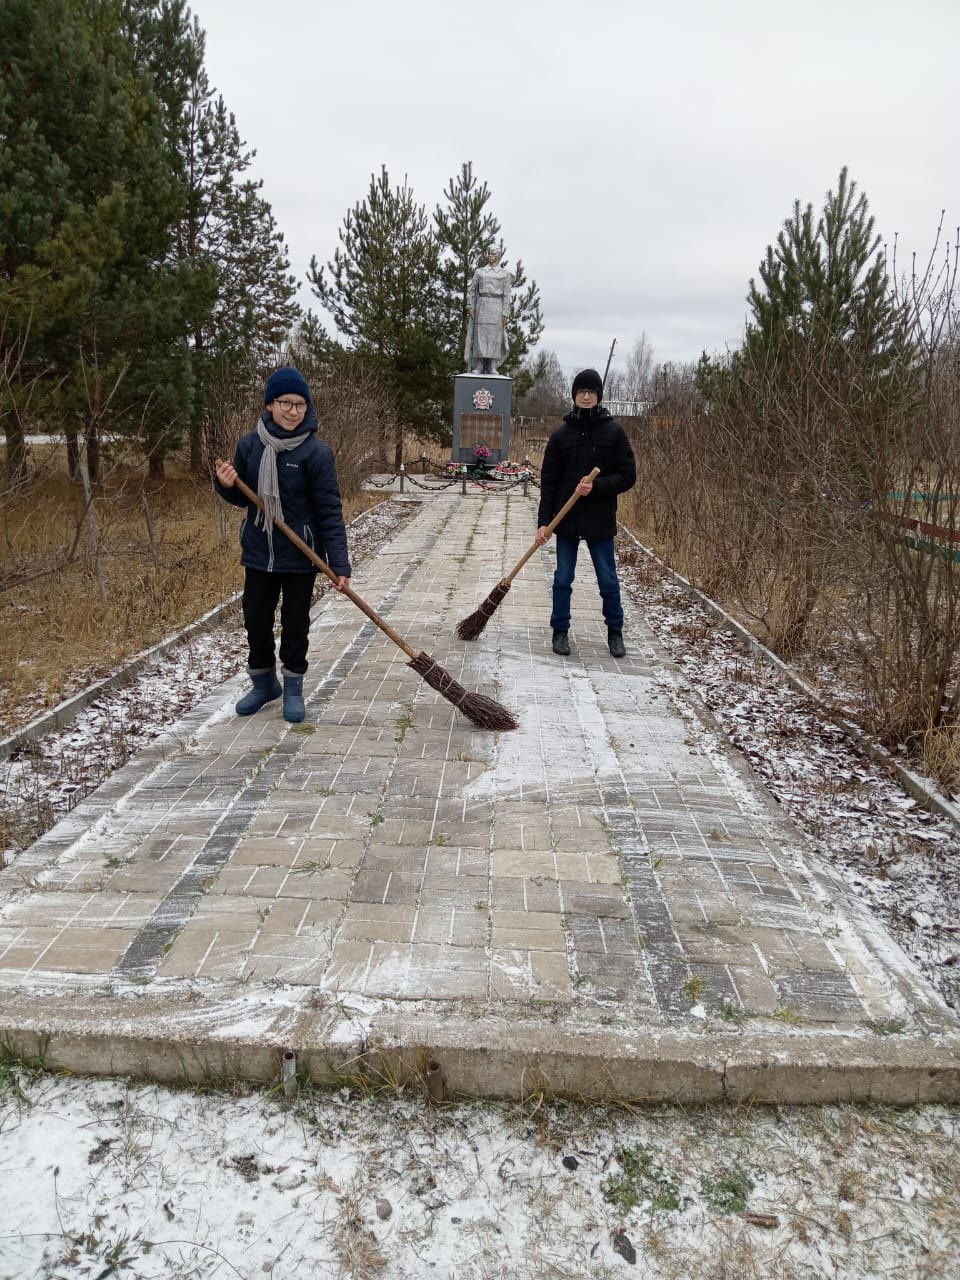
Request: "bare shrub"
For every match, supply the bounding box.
[844,231,960,754]
[190,345,401,502]
[306,354,402,499]
[624,225,960,785]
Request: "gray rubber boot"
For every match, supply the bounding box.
[282,667,306,723]
[235,666,282,716]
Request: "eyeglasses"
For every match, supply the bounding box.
[274,399,307,414]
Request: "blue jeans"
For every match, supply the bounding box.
[551,535,624,632]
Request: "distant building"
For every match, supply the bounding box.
[605,400,650,417]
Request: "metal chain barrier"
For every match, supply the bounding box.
[365,459,541,495]
[469,474,532,492]
[404,473,462,491]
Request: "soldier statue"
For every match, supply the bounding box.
[464,248,512,374]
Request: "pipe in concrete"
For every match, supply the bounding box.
[282,1049,297,1098]
[426,1058,445,1104]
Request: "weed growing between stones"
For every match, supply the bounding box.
[0,1041,45,1109]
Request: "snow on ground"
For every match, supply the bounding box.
[1,1062,958,1279]
[2,504,960,1278]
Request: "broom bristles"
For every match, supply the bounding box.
[456,580,511,641]
[408,650,518,731]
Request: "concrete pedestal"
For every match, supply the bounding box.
[452,373,512,464]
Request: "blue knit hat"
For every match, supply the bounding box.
[264,366,311,407]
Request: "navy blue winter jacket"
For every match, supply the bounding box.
[215,411,351,576]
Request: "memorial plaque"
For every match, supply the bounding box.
[452,374,512,464]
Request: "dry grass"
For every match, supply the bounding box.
[329,1181,388,1280]
[921,724,960,793]
[0,449,381,735]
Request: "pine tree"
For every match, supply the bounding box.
[433,162,501,370]
[0,0,197,482]
[706,166,917,505]
[717,170,918,650]
[502,255,544,393]
[433,162,543,388]
[309,167,448,453]
[124,1,299,471]
[81,0,204,478]
[743,167,912,411]
[1,0,113,483]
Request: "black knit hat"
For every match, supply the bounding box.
[264,366,311,407]
[571,368,604,401]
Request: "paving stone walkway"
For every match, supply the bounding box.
[1,488,958,1102]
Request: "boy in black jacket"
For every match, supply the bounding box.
[534,368,636,657]
[215,367,350,722]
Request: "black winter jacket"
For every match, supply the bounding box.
[215,411,351,576]
[537,407,637,541]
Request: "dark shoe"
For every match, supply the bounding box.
[552,629,571,656]
[608,629,626,658]
[282,668,306,723]
[235,666,282,716]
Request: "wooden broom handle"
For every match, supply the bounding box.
[215,461,418,660]
[504,467,601,585]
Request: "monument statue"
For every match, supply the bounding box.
[464,248,512,374]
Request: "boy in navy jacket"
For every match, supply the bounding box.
[215,367,350,722]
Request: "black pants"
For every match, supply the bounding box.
[242,567,316,675]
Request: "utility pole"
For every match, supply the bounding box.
[602,338,617,389]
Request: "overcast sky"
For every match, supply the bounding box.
[192,0,959,380]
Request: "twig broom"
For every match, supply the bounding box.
[217,462,518,731]
[456,467,600,640]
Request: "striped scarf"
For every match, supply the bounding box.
[255,421,309,571]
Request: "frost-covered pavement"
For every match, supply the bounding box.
[0,488,956,1105]
[2,489,960,1278]
[616,545,960,1016]
[0,498,419,859]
